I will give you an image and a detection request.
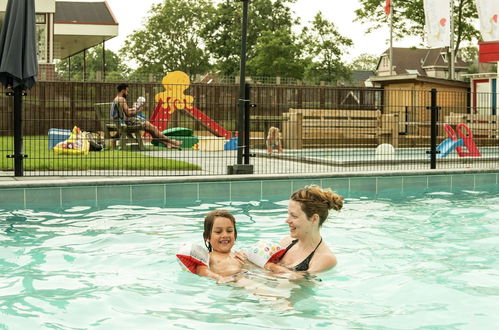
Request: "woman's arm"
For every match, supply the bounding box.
[306,253,337,274]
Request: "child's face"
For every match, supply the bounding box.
[208,216,236,253]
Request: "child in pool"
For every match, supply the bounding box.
[266,126,283,155]
[196,209,247,281]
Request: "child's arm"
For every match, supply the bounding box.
[196,265,224,281]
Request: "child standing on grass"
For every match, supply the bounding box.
[266,126,284,155]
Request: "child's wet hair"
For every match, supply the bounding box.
[203,209,237,252]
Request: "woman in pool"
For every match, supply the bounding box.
[264,185,343,274]
[196,209,247,281]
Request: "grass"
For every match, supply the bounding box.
[0,136,201,171]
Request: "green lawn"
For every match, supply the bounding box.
[0,136,201,171]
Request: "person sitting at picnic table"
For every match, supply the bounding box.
[111,83,181,149]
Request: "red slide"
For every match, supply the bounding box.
[454,123,481,157]
[149,100,172,133]
[149,99,232,139]
[183,106,232,139]
[443,123,481,157]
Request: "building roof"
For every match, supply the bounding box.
[369,74,469,89]
[422,48,468,68]
[54,1,117,24]
[53,1,118,59]
[386,48,428,75]
[378,47,470,75]
[351,70,374,82]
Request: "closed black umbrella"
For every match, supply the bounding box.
[0,0,38,176]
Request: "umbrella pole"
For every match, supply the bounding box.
[13,85,24,176]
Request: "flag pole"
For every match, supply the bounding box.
[449,0,455,80]
[389,0,393,75]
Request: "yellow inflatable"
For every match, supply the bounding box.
[53,126,90,155]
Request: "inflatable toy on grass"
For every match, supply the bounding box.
[151,127,199,149]
[53,126,90,155]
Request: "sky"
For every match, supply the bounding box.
[88,0,422,62]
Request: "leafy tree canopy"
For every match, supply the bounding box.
[108,0,355,84]
[122,0,213,77]
[247,29,306,79]
[349,53,379,71]
[201,0,299,76]
[55,44,128,81]
[302,12,353,84]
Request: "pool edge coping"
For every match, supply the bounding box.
[1,168,498,188]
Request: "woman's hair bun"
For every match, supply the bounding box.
[321,188,343,211]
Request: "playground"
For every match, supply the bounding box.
[2,70,499,177]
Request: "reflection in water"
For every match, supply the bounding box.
[222,268,325,314]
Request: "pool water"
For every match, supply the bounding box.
[284,147,499,163]
[1,187,498,329]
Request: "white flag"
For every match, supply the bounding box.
[423,0,451,48]
[475,0,499,41]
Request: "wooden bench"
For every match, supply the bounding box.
[282,109,399,149]
[94,102,144,150]
[445,113,499,138]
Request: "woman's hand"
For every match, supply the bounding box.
[233,251,248,265]
[264,262,291,273]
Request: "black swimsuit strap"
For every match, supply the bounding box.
[281,238,323,271]
[284,239,299,251]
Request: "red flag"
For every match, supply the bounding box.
[385,0,391,15]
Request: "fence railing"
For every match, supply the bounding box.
[1,81,498,176]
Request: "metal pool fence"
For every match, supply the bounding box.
[1,81,498,176]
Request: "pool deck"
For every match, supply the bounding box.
[1,149,498,188]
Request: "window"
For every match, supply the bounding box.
[36,14,47,63]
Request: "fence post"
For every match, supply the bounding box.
[428,88,440,169]
[13,86,25,176]
[244,82,252,165]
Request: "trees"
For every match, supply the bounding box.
[122,0,213,77]
[55,45,128,81]
[355,0,480,54]
[104,0,355,84]
[201,0,299,76]
[350,53,379,71]
[246,29,306,79]
[301,13,353,84]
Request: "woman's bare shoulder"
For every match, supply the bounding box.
[309,248,337,273]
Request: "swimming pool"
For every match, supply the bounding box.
[1,179,498,329]
[280,147,499,165]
